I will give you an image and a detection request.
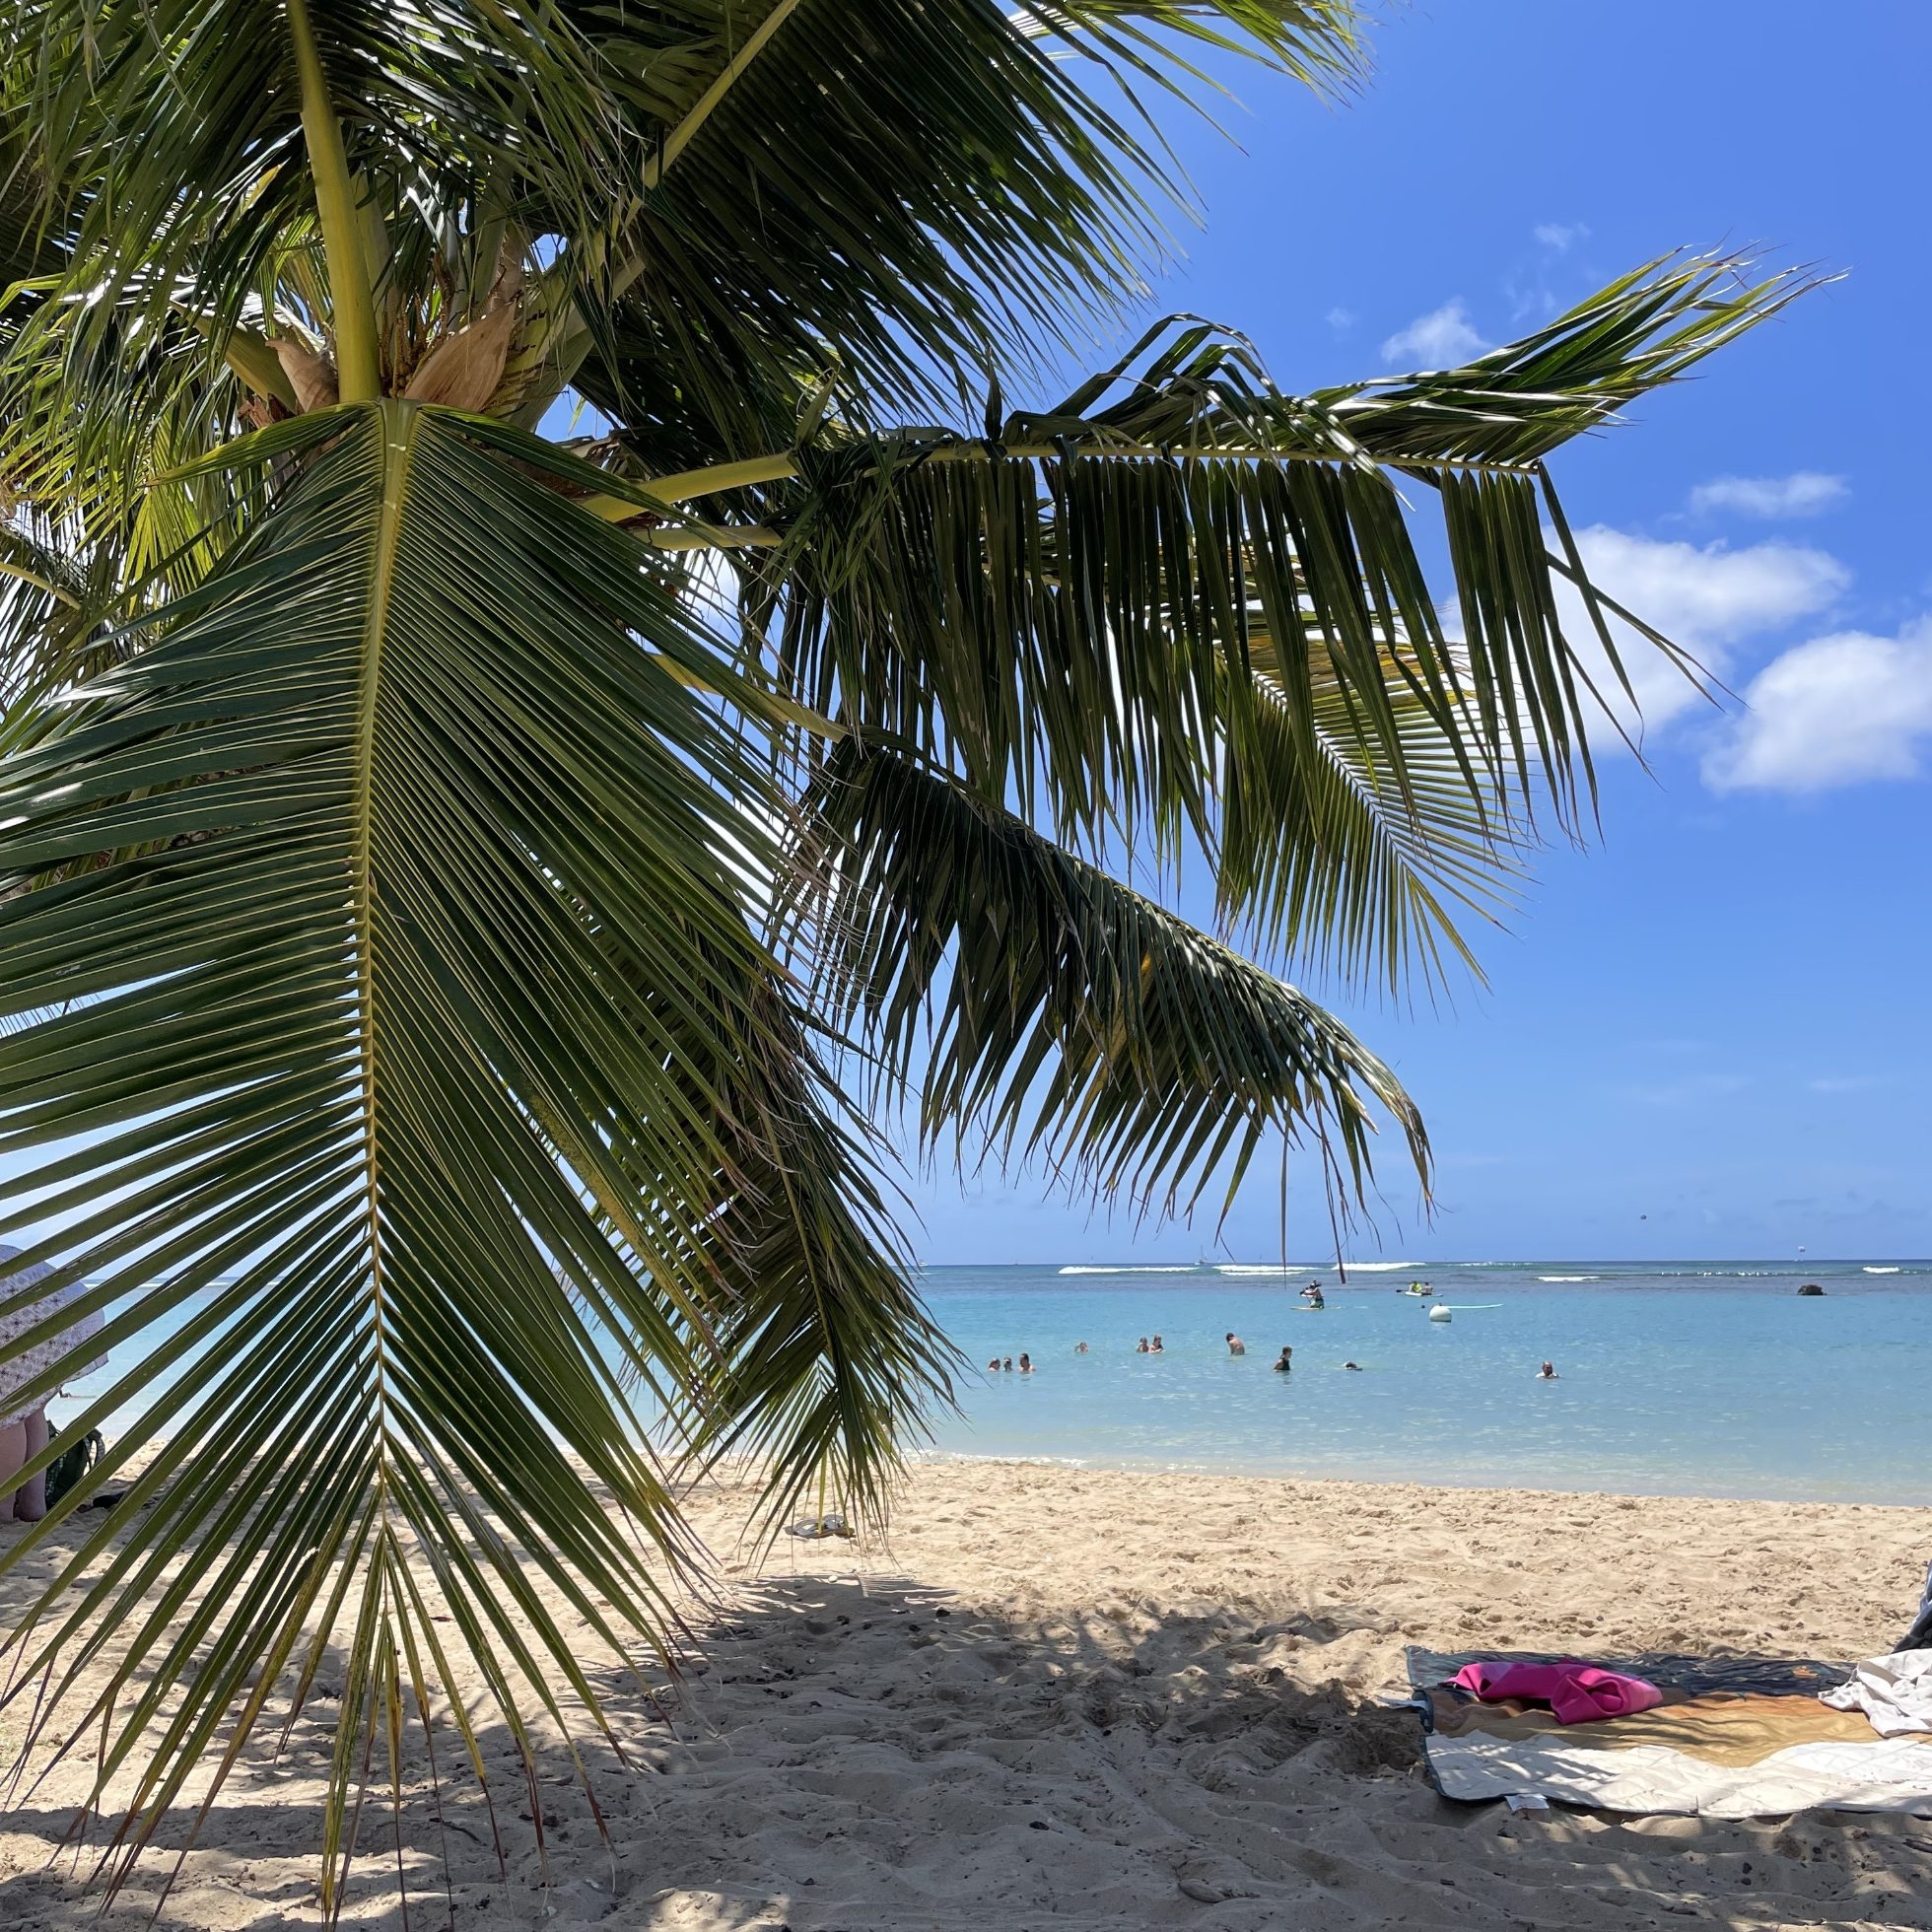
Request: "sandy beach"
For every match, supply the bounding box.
[3,1460,1930,1930]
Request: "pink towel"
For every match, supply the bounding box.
[1451,1660,1663,1725]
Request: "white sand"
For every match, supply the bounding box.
[3,1461,1931,1929]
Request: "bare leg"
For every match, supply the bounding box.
[13,1408,49,1521]
[0,1419,25,1523]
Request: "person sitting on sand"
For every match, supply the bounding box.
[1273,1346,1292,1373]
[1537,1360,1558,1379]
[1225,1332,1245,1356]
[1136,1337,1149,1353]
[0,1249,106,1523]
[1149,1334,1164,1353]
[1017,1353,1034,1373]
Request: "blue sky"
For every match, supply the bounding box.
[901,0,1932,1265]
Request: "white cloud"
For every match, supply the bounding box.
[1689,471,1848,519]
[1807,1075,1889,1094]
[1552,525,1848,742]
[1534,222,1588,252]
[1702,618,1932,794]
[1325,306,1356,334]
[1616,1072,1748,1107]
[1380,299,1488,367]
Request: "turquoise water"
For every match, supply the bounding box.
[52,1258,1932,1505]
[915,1260,1932,1504]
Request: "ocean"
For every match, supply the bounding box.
[911,1259,1932,1504]
[50,1258,1932,1506]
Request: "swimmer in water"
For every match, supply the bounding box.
[1344,1361,1362,1371]
[987,1358,1000,1371]
[1150,1334,1164,1353]
[1074,1341,1089,1354]
[1225,1332,1245,1355]
[1273,1346,1292,1373]
[1136,1337,1150,1353]
[1537,1360,1558,1380]
[1001,1357,1013,1373]
[1017,1352,1033,1373]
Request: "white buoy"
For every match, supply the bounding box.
[1428,1304,1453,1324]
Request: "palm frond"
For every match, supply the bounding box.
[523,1,1366,425]
[785,743,1427,1222]
[1314,251,1818,464]
[751,257,1800,948]
[663,987,958,1544]
[1219,636,1525,989]
[0,401,939,1906]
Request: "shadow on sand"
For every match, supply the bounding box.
[2,1552,1929,1930]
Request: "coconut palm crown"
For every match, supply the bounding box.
[0,0,1804,1908]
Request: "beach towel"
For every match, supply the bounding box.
[1821,1650,1932,1739]
[1452,1659,1662,1724]
[1409,1648,1932,1819]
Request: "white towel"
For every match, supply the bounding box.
[1821,1650,1932,1739]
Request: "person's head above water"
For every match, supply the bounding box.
[1136,1337,1149,1351]
[1538,1360,1557,1378]
[1018,1353,1033,1372]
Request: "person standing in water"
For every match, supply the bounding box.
[1273,1346,1293,1373]
[1225,1332,1245,1355]
[0,1248,106,1523]
[1136,1337,1150,1353]
[1149,1334,1165,1353]
[1017,1353,1034,1373]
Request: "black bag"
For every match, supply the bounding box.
[43,1423,106,1509]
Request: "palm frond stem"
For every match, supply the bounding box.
[0,559,79,608]
[580,440,1544,522]
[284,0,380,400]
[530,0,814,409]
[645,0,811,195]
[643,525,783,550]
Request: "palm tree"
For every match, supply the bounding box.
[0,0,1803,1906]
